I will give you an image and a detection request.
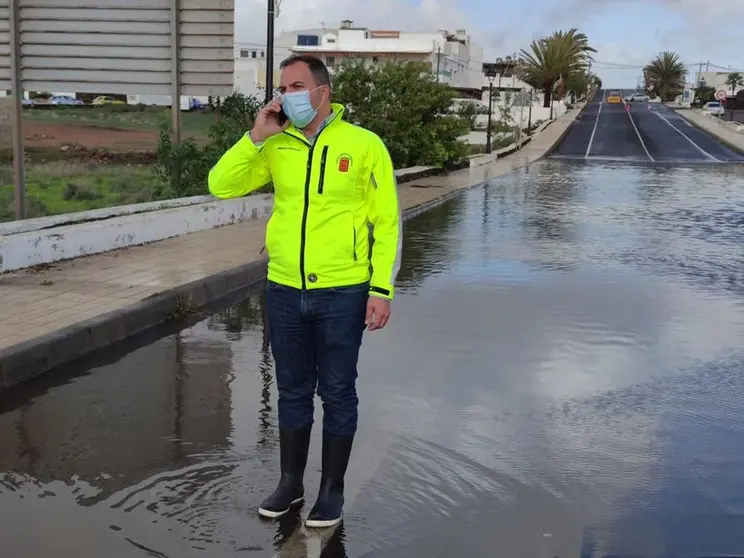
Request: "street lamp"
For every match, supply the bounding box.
[485,66,498,154]
[265,0,276,103]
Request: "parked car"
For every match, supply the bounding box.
[91,95,126,106]
[625,93,649,103]
[701,101,724,116]
[49,95,84,106]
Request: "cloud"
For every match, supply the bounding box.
[235,0,470,44]
[234,0,535,59]
[234,0,744,77]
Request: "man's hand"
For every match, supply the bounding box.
[365,296,391,331]
[250,98,289,143]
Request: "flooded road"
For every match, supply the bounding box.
[3,158,744,557]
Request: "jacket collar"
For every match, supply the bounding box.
[283,102,345,143]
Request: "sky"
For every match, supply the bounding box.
[234,0,744,89]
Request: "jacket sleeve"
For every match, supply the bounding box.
[366,134,402,301]
[208,133,272,199]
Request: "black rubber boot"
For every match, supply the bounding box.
[305,432,355,528]
[258,425,312,519]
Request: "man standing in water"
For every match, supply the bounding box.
[208,54,401,527]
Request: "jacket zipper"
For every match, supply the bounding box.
[352,225,357,260]
[317,146,329,194]
[283,130,330,290]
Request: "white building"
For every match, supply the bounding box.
[695,71,744,96]
[232,21,483,98]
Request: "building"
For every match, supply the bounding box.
[232,21,484,99]
[695,71,744,96]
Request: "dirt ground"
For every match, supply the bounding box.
[23,121,158,151]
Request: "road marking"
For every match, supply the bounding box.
[585,97,603,158]
[625,107,655,162]
[652,109,720,162]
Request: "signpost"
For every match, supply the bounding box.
[715,89,728,101]
[0,0,235,220]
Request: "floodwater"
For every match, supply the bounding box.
[3,159,744,557]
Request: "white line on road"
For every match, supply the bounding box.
[585,97,603,158]
[652,108,721,162]
[625,106,655,162]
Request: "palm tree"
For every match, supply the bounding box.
[519,28,596,108]
[725,72,744,94]
[643,51,687,102]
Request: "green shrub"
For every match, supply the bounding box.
[154,62,474,199]
[153,92,262,199]
[332,60,471,168]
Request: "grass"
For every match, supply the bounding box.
[0,161,171,222]
[23,106,218,138]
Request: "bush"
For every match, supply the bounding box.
[331,60,472,168]
[154,62,473,199]
[153,92,262,199]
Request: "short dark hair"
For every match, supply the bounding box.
[279,54,331,88]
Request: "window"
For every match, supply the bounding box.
[326,56,336,67]
[297,34,319,46]
[240,49,251,58]
[372,56,379,63]
[252,51,257,58]
[260,51,265,58]
[326,37,336,43]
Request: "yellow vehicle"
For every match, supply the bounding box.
[91,95,126,106]
[606,90,622,103]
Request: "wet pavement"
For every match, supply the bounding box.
[3,125,744,556]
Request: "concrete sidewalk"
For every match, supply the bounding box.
[0,107,582,389]
[675,108,744,153]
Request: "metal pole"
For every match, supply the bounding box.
[528,89,533,131]
[170,0,182,193]
[265,0,275,103]
[486,81,493,154]
[436,46,441,83]
[9,0,25,220]
[518,90,524,142]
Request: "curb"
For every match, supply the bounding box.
[674,110,744,156]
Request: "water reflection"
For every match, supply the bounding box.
[2,159,744,556]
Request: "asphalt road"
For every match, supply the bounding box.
[552,89,744,163]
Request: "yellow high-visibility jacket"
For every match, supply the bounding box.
[208,103,401,301]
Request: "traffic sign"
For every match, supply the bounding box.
[715,89,728,101]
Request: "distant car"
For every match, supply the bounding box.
[91,95,126,106]
[625,93,648,103]
[606,90,622,103]
[701,101,724,116]
[189,97,207,110]
[49,95,84,106]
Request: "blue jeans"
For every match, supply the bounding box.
[265,280,368,437]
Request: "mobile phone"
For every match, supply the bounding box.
[277,108,288,125]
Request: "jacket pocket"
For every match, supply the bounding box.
[352,222,357,261]
[317,145,329,194]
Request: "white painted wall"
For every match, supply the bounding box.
[0,194,274,273]
[697,71,744,95]
[0,167,436,273]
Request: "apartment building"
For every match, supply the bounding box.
[233,21,484,98]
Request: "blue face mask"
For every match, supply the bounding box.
[281,86,322,129]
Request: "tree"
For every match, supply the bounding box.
[725,72,744,94]
[694,85,715,105]
[154,92,262,198]
[643,51,687,102]
[331,59,471,168]
[519,28,596,108]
